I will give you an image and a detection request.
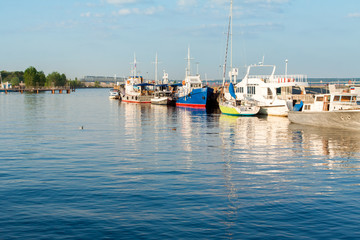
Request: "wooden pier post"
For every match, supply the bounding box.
[52,89,55,94]
[59,89,63,94]
[66,89,70,94]
[5,90,7,94]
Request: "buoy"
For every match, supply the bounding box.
[79,126,84,130]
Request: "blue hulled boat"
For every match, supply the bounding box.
[176,48,214,108]
[176,76,213,108]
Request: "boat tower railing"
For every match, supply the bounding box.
[247,74,308,84]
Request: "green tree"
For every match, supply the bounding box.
[46,72,67,87]
[68,78,84,88]
[94,81,100,88]
[24,66,38,87]
[37,71,46,87]
[59,73,67,86]
[10,76,20,86]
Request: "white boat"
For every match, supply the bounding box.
[288,90,360,130]
[230,63,308,117]
[120,54,154,103]
[151,71,176,105]
[218,0,259,116]
[219,84,260,116]
[151,90,175,105]
[109,88,120,99]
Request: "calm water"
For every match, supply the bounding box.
[1,89,360,239]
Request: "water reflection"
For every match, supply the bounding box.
[289,124,360,157]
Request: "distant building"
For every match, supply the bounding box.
[1,81,12,89]
[82,76,126,83]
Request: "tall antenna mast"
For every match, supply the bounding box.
[133,53,137,77]
[154,52,158,84]
[185,46,194,77]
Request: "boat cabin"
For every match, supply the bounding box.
[302,94,360,112]
[183,75,203,90]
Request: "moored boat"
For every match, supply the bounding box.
[219,84,260,116]
[288,90,360,130]
[150,71,176,105]
[176,48,214,108]
[120,54,154,103]
[232,63,308,117]
[109,88,120,99]
[218,0,259,116]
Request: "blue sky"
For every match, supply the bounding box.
[1,0,360,80]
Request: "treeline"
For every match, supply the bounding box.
[1,66,85,88]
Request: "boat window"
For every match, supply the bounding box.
[333,95,340,101]
[316,96,324,102]
[276,88,281,95]
[304,105,311,110]
[341,96,351,102]
[247,86,256,95]
[236,87,244,93]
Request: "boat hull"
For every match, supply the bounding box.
[219,103,260,116]
[288,110,360,130]
[176,87,213,108]
[259,104,289,117]
[151,97,175,105]
[121,94,152,103]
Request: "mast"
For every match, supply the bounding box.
[230,0,233,72]
[154,52,158,84]
[133,53,137,77]
[222,0,232,86]
[185,46,193,77]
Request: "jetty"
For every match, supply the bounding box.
[0,86,74,94]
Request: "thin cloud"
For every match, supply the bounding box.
[113,6,164,16]
[348,13,360,18]
[81,12,91,18]
[80,12,104,18]
[177,0,197,7]
[105,0,137,4]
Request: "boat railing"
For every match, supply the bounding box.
[246,74,307,84]
[271,74,308,84]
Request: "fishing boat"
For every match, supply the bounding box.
[120,54,154,103]
[176,48,214,108]
[230,63,308,116]
[218,0,259,116]
[109,88,120,99]
[288,90,360,130]
[151,71,176,105]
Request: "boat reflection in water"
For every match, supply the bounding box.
[289,123,360,160]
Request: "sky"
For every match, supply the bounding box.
[1,0,360,80]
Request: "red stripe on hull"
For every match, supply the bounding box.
[176,103,206,108]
